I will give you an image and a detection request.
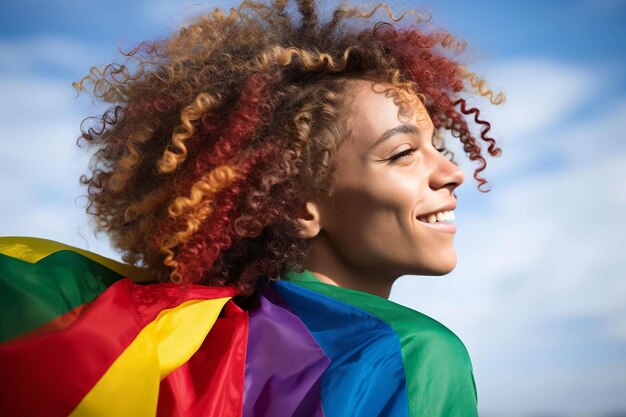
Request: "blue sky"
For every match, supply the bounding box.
[1,1,625,416]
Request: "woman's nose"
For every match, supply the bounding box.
[429,148,465,191]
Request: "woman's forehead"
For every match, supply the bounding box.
[344,80,434,141]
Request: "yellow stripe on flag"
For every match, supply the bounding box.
[0,236,152,281]
[69,296,232,417]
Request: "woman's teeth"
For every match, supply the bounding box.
[417,210,455,224]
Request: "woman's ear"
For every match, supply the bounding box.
[297,201,322,239]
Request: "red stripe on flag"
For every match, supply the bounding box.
[157,300,249,417]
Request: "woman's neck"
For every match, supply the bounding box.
[305,231,396,299]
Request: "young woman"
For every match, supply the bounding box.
[0,0,504,415]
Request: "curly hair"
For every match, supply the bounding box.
[75,0,504,303]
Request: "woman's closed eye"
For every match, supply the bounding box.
[388,147,417,162]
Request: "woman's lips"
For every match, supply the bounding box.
[416,218,457,233]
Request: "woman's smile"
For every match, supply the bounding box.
[416,204,457,233]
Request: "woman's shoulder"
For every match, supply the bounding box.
[276,269,472,358]
[271,270,479,416]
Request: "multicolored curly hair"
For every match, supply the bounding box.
[76,0,504,303]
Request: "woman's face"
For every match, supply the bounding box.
[306,80,465,295]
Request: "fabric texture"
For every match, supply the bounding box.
[0,236,478,417]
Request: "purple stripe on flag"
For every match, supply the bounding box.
[242,284,330,417]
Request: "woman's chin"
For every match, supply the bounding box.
[409,251,458,276]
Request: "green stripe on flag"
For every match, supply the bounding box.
[0,250,124,342]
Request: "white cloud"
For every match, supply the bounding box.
[449,57,621,181]
[0,71,121,260]
[468,58,594,134]
[478,363,626,417]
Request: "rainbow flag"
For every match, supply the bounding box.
[0,237,478,416]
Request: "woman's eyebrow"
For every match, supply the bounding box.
[369,124,432,150]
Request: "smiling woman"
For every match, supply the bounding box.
[0,0,503,415]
